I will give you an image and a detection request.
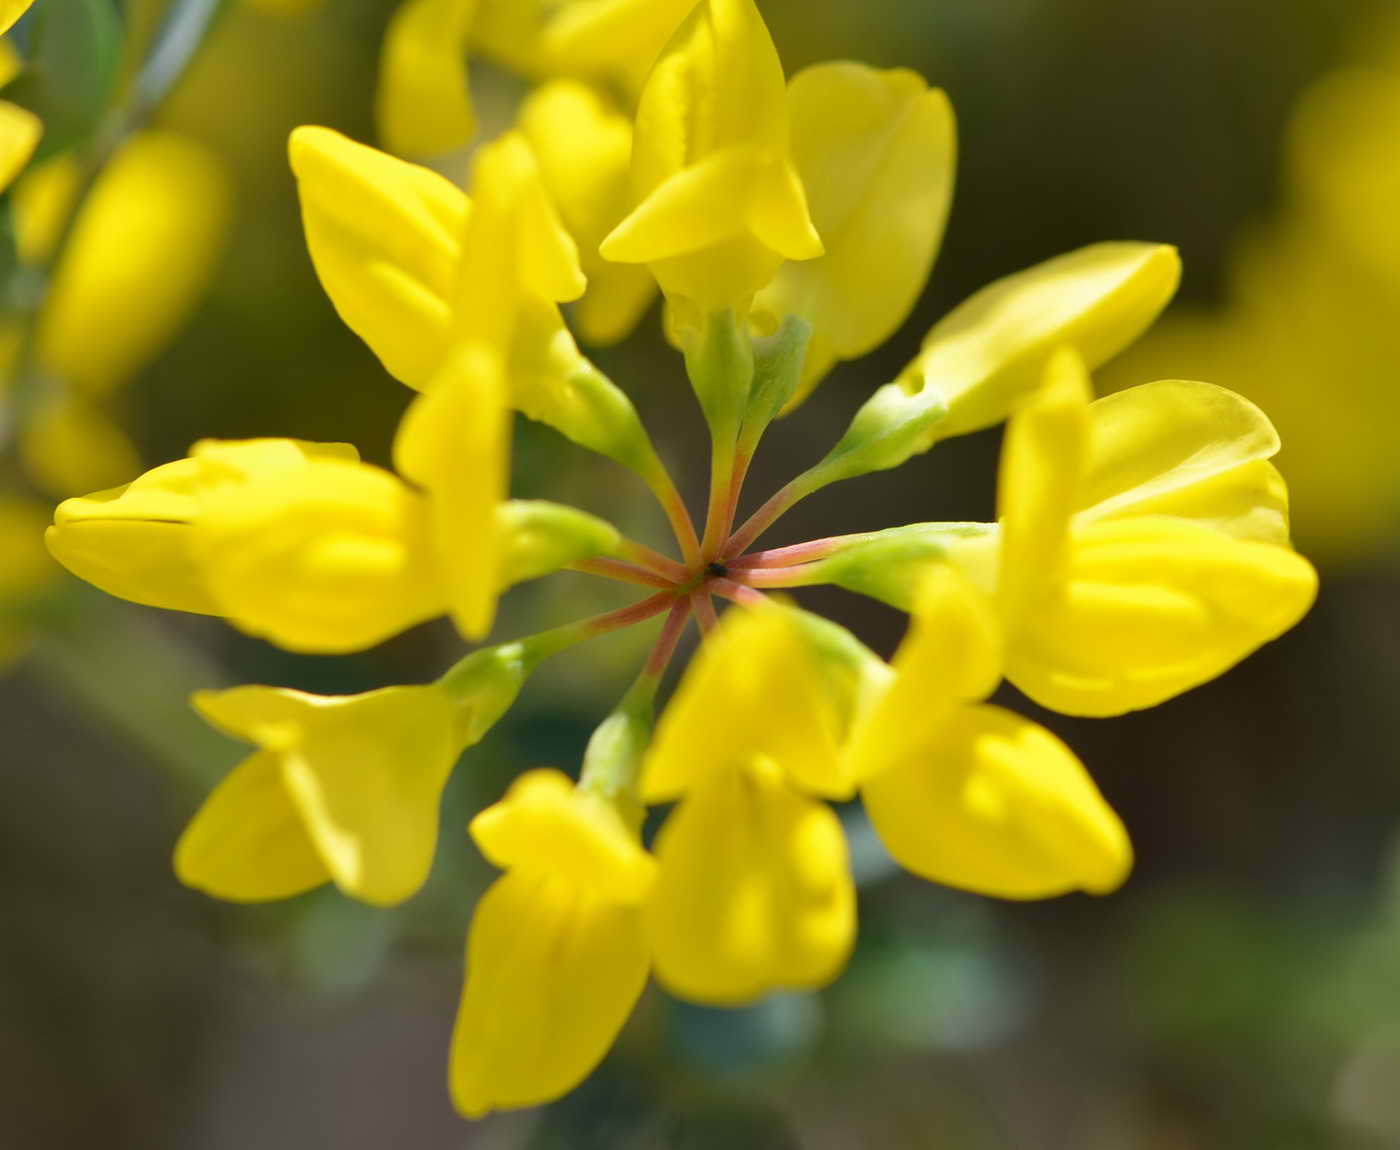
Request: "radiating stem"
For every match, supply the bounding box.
[569,557,676,590]
[721,468,821,559]
[728,535,854,569]
[641,461,702,568]
[616,538,689,583]
[690,591,719,634]
[516,590,678,667]
[645,599,691,678]
[709,578,769,607]
[730,561,827,589]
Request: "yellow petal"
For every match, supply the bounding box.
[394,343,508,640]
[0,101,40,194]
[1075,379,1288,543]
[375,0,478,157]
[844,565,1000,783]
[900,242,1181,438]
[0,0,35,35]
[540,0,697,87]
[450,870,649,1117]
[470,768,655,903]
[13,151,80,265]
[754,64,956,405]
[997,347,1091,626]
[36,133,230,397]
[604,0,820,311]
[45,439,352,615]
[190,458,445,653]
[862,704,1131,899]
[1008,517,1319,716]
[173,750,331,902]
[649,758,855,1004]
[518,80,656,345]
[290,125,468,389]
[194,683,472,907]
[641,603,854,803]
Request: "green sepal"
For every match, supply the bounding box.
[684,307,753,438]
[744,314,811,433]
[807,522,996,611]
[578,675,656,831]
[515,356,663,480]
[800,378,949,492]
[496,499,620,589]
[436,641,532,742]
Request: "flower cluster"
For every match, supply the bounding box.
[45,0,1316,1120]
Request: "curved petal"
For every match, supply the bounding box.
[900,241,1181,438]
[450,871,649,1117]
[648,759,855,1005]
[1076,379,1284,537]
[1009,517,1319,716]
[375,0,478,157]
[173,751,330,902]
[997,347,1091,626]
[755,64,955,405]
[862,704,1131,899]
[290,126,468,389]
[0,101,41,194]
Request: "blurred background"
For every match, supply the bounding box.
[4,0,1400,1146]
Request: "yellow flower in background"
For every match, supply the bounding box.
[752,62,956,407]
[376,0,478,159]
[0,98,40,191]
[451,768,653,1117]
[948,349,1317,716]
[1105,43,1400,562]
[849,567,1132,899]
[0,495,53,665]
[24,132,231,399]
[177,662,525,906]
[599,0,822,323]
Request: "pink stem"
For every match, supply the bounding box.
[582,590,678,637]
[570,557,677,589]
[655,480,702,568]
[728,536,851,569]
[710,578,770,607]
[617,539,690,583]
[645,599,691,677]
[690,591,719,634]
[721,480,800,560]
[730,561,826,589]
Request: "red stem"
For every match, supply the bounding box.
[690,591,719,634]
[728,536,850,569]
[709,578,769,607]
[721,480,800,560]
[617,539,690,583]
[571,557,677,589]
[582,590,678,637]
[645,599,691,677]
[730,561,825,588]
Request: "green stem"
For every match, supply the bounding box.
[720,464,827,559]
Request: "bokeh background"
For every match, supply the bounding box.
[5,0,1400,1146]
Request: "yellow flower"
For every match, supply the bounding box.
[289,125,468,389]
[451,768,653,1117]
[752,62,956,407]
[176,660,525,906]
[19,395,141,498]
[47,439,356,617]
[848,566,1132,899]
[0,0,35,34]
[952,348,1317,716]
[25,133,231,398]
[599,0,823,322]
[0,99,40,193]
[518,80,657,346]
[640,604,874,1002]
[375,0,479,158]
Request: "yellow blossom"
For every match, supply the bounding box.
[450,768,653,1116]
[752,63,956,406]
[952,348,1318,716]
[28,133,231,397]
[176,667,523,906]
[375,0,478,158]
[599,0,822,322]
[848,566,1132,898]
